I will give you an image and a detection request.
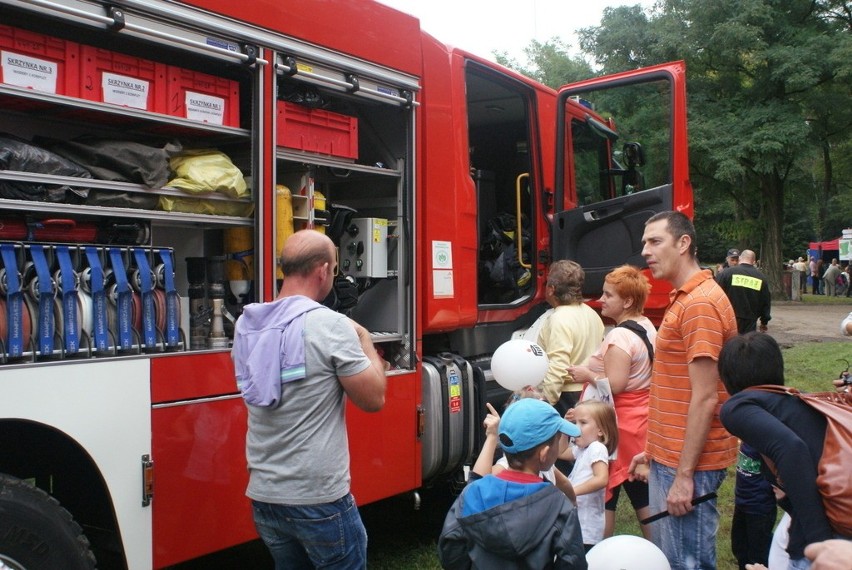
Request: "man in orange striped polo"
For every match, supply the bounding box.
[628,211,738,569]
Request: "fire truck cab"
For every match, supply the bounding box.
[0,0,690,567]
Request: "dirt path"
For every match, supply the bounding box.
[766,301,851,348]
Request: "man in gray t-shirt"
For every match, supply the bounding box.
[232,230,386,568]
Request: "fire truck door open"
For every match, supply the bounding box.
[466,63,537,308]
[552,62,691,299]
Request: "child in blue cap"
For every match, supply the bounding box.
[437,398,588,569]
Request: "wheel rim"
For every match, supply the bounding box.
[0,553,26,570]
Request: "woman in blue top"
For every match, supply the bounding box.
[718,332,836,569]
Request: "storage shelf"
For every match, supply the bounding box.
[0,197,252,227]
[0,169,253,227]
[0,170,251,202]
[0,85,250,140]
[277,149,402,178]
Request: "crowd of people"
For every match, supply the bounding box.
[231,221,849,570]
[439,212,850,570]
[795,256,852,297]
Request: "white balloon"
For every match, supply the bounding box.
[586,535,671,570]
[490,339,548,391]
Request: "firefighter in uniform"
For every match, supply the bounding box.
[716,249,771,334]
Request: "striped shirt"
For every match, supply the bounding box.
[646,269,738,470]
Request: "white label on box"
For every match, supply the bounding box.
[1,50,58,93]
[433,269,454,299]
[185,91,225,125]
[102,72,149,109]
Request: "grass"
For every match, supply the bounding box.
[365,340,852,569]
[797,292,851,305]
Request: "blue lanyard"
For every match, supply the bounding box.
[158,249,180,347]
[133,249,157,348]
[56,246,79,354]
[1,244,24,358]
[109,248,132,350]
[85,247,109,352]
[31,245,54,356]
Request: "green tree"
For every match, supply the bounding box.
[577,5,658,72]
[681,1,850,295]
[494,38,593,88]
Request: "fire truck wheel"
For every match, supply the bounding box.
[0,474,97,570]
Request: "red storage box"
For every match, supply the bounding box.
[277,101,358,159]
[166,66,240,127]
[0,25,79,96]
[79,45,166,111]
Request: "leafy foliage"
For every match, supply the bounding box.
[494,38,593,88]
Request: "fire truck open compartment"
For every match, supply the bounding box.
[0,1,419,367]
[0,2,258,362]
[274,52,415,371]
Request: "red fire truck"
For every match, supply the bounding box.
[0,0,691,567]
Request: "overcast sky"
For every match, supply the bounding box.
[377,0,653,61]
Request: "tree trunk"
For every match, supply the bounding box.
[761,171,787,300]
[815,138,833,241]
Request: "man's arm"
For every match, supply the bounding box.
[760,281,771,329]
[668,356,718,516]
[338,320,387,412]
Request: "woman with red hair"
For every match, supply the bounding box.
[568,264,656,539]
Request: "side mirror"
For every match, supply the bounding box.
[623,142,645,167]
[621,142,645,194]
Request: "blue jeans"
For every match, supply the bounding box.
[252,493,367,569]
[649,461,727,570]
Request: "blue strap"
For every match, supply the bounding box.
[229,248,253,267]
[158,249,180,346]
[31,245,54,355]
[1,244,24,357]
[56,246,79,354]
[133,249,157,348]
[109,248,132,350]
[85,247,109,352]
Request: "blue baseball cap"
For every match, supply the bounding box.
[498,398,581,453]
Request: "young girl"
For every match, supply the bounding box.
[562,400,618,550]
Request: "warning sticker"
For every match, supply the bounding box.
[448,369,461,413]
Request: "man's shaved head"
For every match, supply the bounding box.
[279,230,334,277]
[739,250,756,264]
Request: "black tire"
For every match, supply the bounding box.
[0,473,97,570]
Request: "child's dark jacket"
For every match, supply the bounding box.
[437,473,587,569]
